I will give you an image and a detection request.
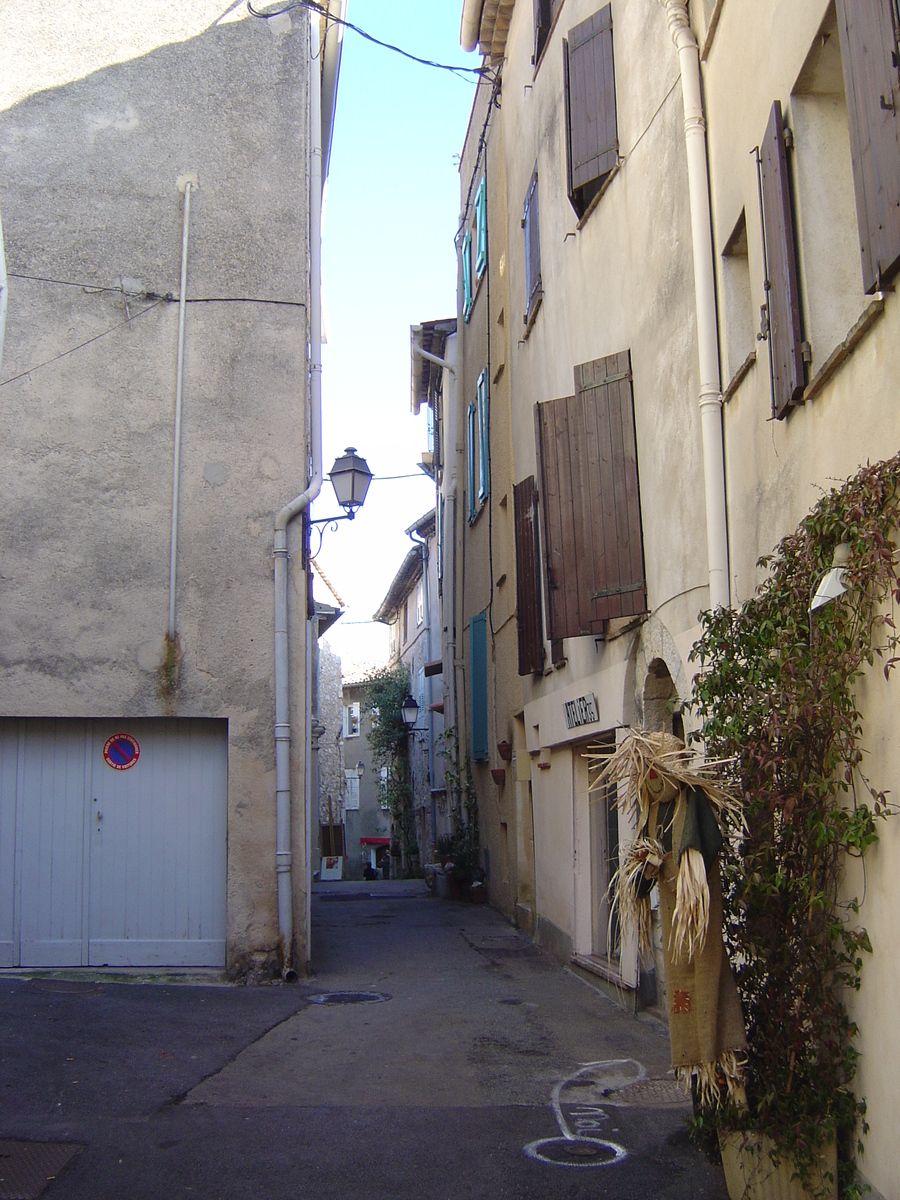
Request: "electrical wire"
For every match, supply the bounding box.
[0,298,165,388]
[456,73,502,245]
[247,0,493,82]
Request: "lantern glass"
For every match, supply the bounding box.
[400,694,419,729]
[329,447,373,513]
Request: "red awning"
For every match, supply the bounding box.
[359,837,390,846]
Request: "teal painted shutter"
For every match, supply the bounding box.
[475,178,488,279]
[462,229,473,321]
[467,402,477,522]
[477,369,489,504]
[470,612,489,761]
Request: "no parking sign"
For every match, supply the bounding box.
[103,733,141,771]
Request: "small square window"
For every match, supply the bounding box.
[343,702,360,739]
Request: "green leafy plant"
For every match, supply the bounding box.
[689,455,900,1198]
[362,664,418,870]
[437,727,481,887]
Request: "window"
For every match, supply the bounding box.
[533,0,564,66]
[759,100,806,418]
[564,6,618,220]
[523,168,543,328]
[416,576,425,626]
[462,228,473,322]
[344,769,360,811]
[535,350,646,646]
[720,212,755,385]
[514,476,544,675]
[477,369,489,505]
[342,701,360,739]
[791,7,869,367]
[401,597,408,645]
[474,176,488,279]
[470,612,489,761]
[835,0,900,293]
[389,620,398,658]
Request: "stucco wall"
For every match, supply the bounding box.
[0,1,311,975]
[701,3,900,1193]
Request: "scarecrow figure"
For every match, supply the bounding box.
[585,731,747,1107]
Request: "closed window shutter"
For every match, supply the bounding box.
[467,402,477,523]
[535,351,646,641]
[514,476,544,675]
[477,370,489,504]
[564,5,617,218]
[523,169,543,324]
[475,178,488,279]
[760,100,806,419]
[470,612,489,761]
[836,0,900,293]
[462,228,473,321]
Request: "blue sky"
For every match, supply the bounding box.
[315,1,477,672]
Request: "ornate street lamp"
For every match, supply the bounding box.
[308,447,373,559]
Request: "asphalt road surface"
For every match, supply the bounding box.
[2,881,729,1199]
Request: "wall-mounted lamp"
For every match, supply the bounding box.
[400,694,423,731]
[810,543,851,612]
[309,446,373,559]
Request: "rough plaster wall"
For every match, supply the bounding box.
[317,640,344,827]
[0,1,310,974]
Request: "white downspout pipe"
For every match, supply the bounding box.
[273,8,323,977]
[168,180,193,643]
[661,0,730,610]
[0,202,8,381]
[412,344,456,375]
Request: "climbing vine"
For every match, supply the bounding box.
[689,454,900,1197]
[362,663,418,870]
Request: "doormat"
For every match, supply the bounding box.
[0,1141,83,1200]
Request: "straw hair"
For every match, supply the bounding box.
[671,847,710,963]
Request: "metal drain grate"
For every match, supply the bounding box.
[0,1141,82,1200]
[308,991,391,1005]
[604,1078,690,1108]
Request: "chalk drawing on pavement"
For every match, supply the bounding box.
[523,1058,645,1168]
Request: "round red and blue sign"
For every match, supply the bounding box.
[103,733,141,771]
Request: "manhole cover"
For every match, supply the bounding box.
[0,1141,82,1200]
[524,1136,626,1168]
[308,991,390,1005]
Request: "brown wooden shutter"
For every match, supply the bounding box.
[835,0,900,293]
[523,169,543,324]
[534,0,550,64]
[534,351,646,644]
[574,353,646,622]
[514,476,544,675]
[760,101,805,419]
[564,5,618,218]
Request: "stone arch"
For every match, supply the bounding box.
[630,616,690,735]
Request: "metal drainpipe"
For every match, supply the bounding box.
[0,201,8,380]
[168,179,193,642]
[661,0,730,610]
[273,8,323,979]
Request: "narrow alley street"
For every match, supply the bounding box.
[2,882,728,1199]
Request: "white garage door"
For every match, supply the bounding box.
[0,718,227,968]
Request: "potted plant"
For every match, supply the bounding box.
[688,456,900,1200]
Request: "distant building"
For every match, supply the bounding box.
[338,677,390,881]
[374,510,446,862]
